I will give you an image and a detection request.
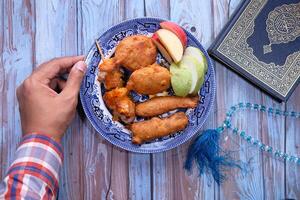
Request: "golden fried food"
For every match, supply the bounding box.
[98,35,157,87]
[104,70,124,90]
[115,97,135,119]
[103,87,128,109]
[130,112,188,144]
[136,96,199,117]
[114,35,157,71]
[126,63,171,95]
[103,88,135,123]
[99,57,121,72]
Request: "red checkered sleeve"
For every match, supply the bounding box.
[0,133,63,200]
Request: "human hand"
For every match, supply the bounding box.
[17,56,87,143]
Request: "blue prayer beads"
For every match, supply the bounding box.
[217,103,300,165]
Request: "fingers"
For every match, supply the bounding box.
[49,78,59,90]
[57,79,66,90]
[49,78,67,92]
[60,60,87,98]
[33,55,85,82]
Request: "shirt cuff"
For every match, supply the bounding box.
[7,133,63,195]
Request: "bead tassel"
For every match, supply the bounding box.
[185,102,300,184]
[184,129,242,185]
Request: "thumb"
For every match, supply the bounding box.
[61,60,87,97]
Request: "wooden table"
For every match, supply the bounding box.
[1,0,299,199]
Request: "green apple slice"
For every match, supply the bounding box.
[184,46,208,73]
[170,63,192,97]
[180,55,205,95]
[179,56,201,94]
[191,75,204,95]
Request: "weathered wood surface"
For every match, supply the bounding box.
[0,0,299,199]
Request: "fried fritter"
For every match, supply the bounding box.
[98,57,121,72]
[114,35,157,71]
[136,96,199,117]
[130,112,188,144]
[103,88,135,123]
[98,35,157,87]
[115,97,135,120]
[103,87,128,109]
[98,57,122,87]
[104,70,124,90]
[126,63,171,95]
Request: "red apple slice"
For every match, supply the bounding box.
[156,29,184,63]
[152,33,173,64]
[160,21,187,48]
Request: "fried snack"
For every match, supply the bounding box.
[130,112,188,144]
[104,70,124,90]
[99,57,121,72]
[136,96,199,117]
[103,88,135,123]
[115,97,135,116]
[114,35,157,71]
[126,63,171,95]
[97,71,107,82]
[103,87,128,109]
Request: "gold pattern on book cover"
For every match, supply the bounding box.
[217,0,300,97]
[264,3,300,54]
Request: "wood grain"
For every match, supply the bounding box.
[0,0,35,177]
[213,0,266,199]
[34,1,85,199]
[260,98,285,200]
[78,1,129,199]
[0,0,5,176]
[149,1,217,200]
[123,1,152,200]
[143,1,171,199]
[285,86,300,199]
[0,0,299,199]
[145,0,170,19]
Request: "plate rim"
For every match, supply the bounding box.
[80,17,216,153]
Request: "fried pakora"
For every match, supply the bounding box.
[126,63,170,95]
[136,96,199,117]
[98,35,157,72]
[130,112,188,144]
[98,57,121,72]
[103,87,127,109]
[103,87,135,123]
[114,97,136,123]
[115,35,157,71]
[104,70,124,90]
[97,34,198,143]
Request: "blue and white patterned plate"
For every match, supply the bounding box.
[80,18,216,153]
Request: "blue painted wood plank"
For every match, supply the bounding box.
[128,154,151,200]
[34,1,84,199]
[285,86,300,199]
[260,97,285,200]
[170,0,214,49]
[213,0,266,199]
[124,0,144,19]
[148,0,217,199]
[0,0,5,177]
[214,0,286,199]
[124,1,152,200]
[1,0,298,199]
[145,0,169,19]
[78,0,129,199]
[144,1,170,199]
[0,0,35,177]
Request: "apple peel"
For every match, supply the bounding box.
[152,33,173,64]
[156,29,184,63]
[160,21,187,49]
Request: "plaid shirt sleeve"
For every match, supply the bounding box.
[0,133,63,200]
